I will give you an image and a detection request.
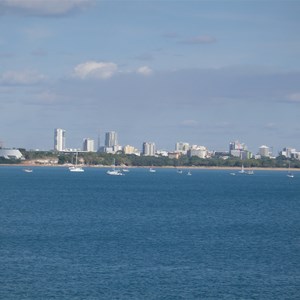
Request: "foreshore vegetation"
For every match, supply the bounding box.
[1,150,300,169]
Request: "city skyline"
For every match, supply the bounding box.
[1,1,300,153]
[1,125,299,159]
[49,128,298,157]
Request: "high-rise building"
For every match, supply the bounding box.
[143,142,156,156]
[54,128,66,151]
[259,145,270,157]
[175,142,190,154]
[83,138,95,152]
[229,140,247,157]
[97,130,101,151]
[229,140,246,152]
[105,131,118,147]
[280,147,296,158]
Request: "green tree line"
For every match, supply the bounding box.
[7,150,300,169]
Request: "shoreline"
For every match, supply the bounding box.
[1,163,299,172]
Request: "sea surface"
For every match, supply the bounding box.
[0,166,299,299]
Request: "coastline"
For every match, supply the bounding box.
[1,163,299,172]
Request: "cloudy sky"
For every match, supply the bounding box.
[0,0,299,153]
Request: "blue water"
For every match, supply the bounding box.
[0,166,299,299]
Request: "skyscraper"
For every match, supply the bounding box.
[83,138,95,152]
[175,142,190,154]
[54,128,66,151]
[105,131,118,147]
[143,142,156,156]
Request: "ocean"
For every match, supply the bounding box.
[0,166,299,299]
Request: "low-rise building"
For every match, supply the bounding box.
[280,147,297,158]
[0,148,24,160]
[188,145,208,158]
[168,152,180,159]
[123,145,140,155]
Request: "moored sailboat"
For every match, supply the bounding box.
[287,162,294,178]
[107,159,124,176]
[69,152,84,172]
[149,167,156,173]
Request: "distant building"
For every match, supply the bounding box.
[188,145,208,158]
[240,150,252,160]
[156,150,168,157]
[168,152,180,159]
[230,149,252,160]
[83,138,95,152]
[105,131,118,147]
[213,151,230,158]
[54,128,66,152]
[229,140,248,158]
[280,147,297,158]
[103,131,121,153]
[259,145,270,157]
[175,142,190,154]
[123,145,140,155]
[229,140,247,151]
[113,145,123,153]
[0,148,24,160]
[292,152,300,160]
[229,140,247,155]
[143,142,156,156]
[102,146,114,154]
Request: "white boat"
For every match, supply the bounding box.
[177,169,183,174]
[107,169,124,176]
[107,159,124,176]
[24,168,33,173]
[149,167,156,173]
[246,169,254,175]
[187,171,192,176]
[69,166,84,172]
[69,152,84,172]
[122,168,130,172]
[239,164,245,174]
[230,172,236,176]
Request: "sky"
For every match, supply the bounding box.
[0,0,300,154]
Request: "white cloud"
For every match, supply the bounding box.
[136,66,153,76]
[0,70,45,85]
[73,61,118,80]
[0,0,93,16]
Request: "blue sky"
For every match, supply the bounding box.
[0,0,300,154]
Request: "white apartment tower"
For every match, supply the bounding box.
[54,128,66,151]
[83,138,95,152]
[175,142,190,154]
[143,142,156,156]
[105,131,118,147]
